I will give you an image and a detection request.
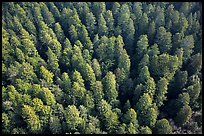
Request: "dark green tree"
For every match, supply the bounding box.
[175,105,192,126]
[136,93,158,127]
[103,71,118,104]
[136,35,149,62]
[85,12,96,37]
[90,81,104,104]
[65,105,83,132]
[155,26,172,53]
[180,35,194,62]
[97,13,108,37]
[150,53,179,81]
[187,53,202,76]
[97,99,119,133]
[92,2,106,19]
[148,21,156,44]
[40,2,55,26]
[104,10,114,36]
[46,47,60,75]
[154,77,169,107]
[48,2,60,20]
[54,22,66,43]
[49,115,62,134]
[154,119,172,134]
[91,58,102,80]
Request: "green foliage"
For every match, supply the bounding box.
[168,70,188,98]
[117,123,126,134]
[68,82,86,105]
[132,84,144,105]
[97,99,119,133]
[148,43,160,58]
[172,33,184,53]
[31,98,44,113]
[60,72,71,92]
[155,26,172,53]
[148,21,156,44]
[72,70,85,88]
[117,4,135,55]
[40,66,54,85]
[138,66,150,84]
[91,59,102,80]
[155,6,165,27]
[22,105,42,133]
[175,48,184,68]
[136,35,149,60]
[155,77,169,107]
[138,54,149,71]
[65,105,83,132]
[69,25,78,43]
[186,81,201,105]
[114,35,130,82]
[98,13,108,37]
[46,47,60,74]
[48,2,60,21]
[83,115,102,134]
[85,12,96,37]
[41,2,55,26]
[20,28,38,57]
[49,115,62,134]
[112,2,121,19]
[2,112,11,133]
[2,2,201,134]
[39,87,56,106]
[94,36,115,73]
[11,128,26,134]
[54,22,65,43]
[139,126,152,134]
[154,119,172,134]
[82,91,95,112]
[60,40,72,69]
[82,49,91,64]
[180,35,194,62]
[150,53,179,81]
[187,53,202,76]
[143,77,156,98]
[82,63,96,89]
[138,13,149,35]
[177,92,190,107]
[90,81,104,104]
[123,100,131,112]
[127,123,138,134]
[7,61,38,84]
[71,45,84,71]
[175,105,192,126]
[92,2,106,19]
[104,10,114,36]
[103,71,118,104]
[136,93,158,127]
[123,108,138,126]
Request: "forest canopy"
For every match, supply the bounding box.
[2,2,202,134]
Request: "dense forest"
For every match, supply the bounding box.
[2,2,202,134]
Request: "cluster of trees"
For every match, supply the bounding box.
[2,2,202,134]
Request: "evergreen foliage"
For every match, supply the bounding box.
[2,2,202,134]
